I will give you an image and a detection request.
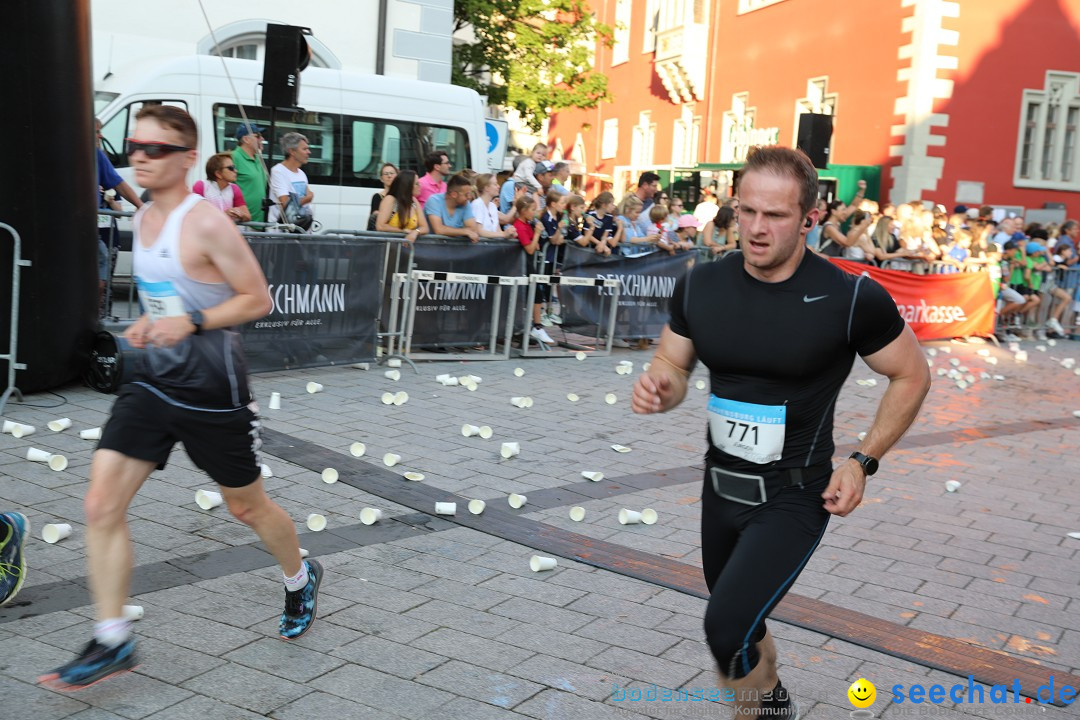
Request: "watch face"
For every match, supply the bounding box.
[864,456,879,475]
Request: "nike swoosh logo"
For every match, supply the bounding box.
[803,295,828,303]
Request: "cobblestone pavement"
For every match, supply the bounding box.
[1,336,1078,719]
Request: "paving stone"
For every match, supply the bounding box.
[411,627,535,672]
[403,599,519,639]
[508,653,633,701]
[0,674,88,720]
[492,622,609,664]
[269,690,399,720]
[575,617,682,656]
[414,696,531,720]
[332,634,448,679]
[516,688,643,720]
[56,672,194,720]
[130,637,226,686]
[141,694,266,720]
[309,664,455,719]
[478,573,588,607]
[587,646,700,690]
[416,658,544,709]
[139,616,261,656]
[488,596,596,632]
[222,637,345,683]
[180,663,309,715]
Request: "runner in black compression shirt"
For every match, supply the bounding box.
[632,147,930,719]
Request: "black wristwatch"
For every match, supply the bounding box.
[189,310,205,335]
[849,451,879,476]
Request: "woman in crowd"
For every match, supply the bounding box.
[842,210,877,263]
[869,214,918,269]
[375,169,429,243]
[817,200,850,256]
[193,152,250,224]
[585,191,622,251]
[470,173,518,240]
[368,162,398,230]
[615,195,659,257]
[701,205,738,256]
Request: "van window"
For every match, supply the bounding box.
[213,104,338,183]
[343,116,470,188]
[99,100,189,168]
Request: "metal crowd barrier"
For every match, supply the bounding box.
[519,274,620,358]
[0,222,30,415]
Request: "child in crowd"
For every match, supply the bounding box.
[1002,240,1041,337]
[565,194,608,255]
[585,191,622,252]
[513,196,554,344]
[671,215,700,252]
[938,228,973,273]
[649,204,674,253]
[538,190,568,325]
[512,143,548,193]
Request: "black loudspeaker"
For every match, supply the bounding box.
[797,113,834,169]
[261,24,312,109]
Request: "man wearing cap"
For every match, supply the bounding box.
[551,162,572,196]
[232,124,269,223]
[533,161,555,209]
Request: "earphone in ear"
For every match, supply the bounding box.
[804,217,813,229]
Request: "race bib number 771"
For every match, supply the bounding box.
[707,396,786,465]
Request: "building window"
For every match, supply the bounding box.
[672,103,701,167]
[214,43,258,60]
[737,0,789,14]
[602,118,619,159]
[612,0,631,65]
[631,112,656,168]
[642,0,660,53]
[1015,72,1080,190]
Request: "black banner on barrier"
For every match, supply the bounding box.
[242,237,383,371]
[559,246,695,339]
[410,241,525,346]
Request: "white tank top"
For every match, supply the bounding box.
[134,194,233,316]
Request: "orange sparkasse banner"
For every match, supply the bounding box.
[829,258,996,340]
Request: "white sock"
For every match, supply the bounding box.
[283,562,309,592]
[94,618,132,648]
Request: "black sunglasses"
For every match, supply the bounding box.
[124,138,191,158]
[223,165,236,171]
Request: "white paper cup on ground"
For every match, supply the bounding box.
[465,375,482,384]
[11,424,34,438]
[196,490,224,510]
[359,507,383,525]
[306,382,324,394]
[462,424,480,437]
[260,463,273,479]
[604,393,617,405]
[306,513,327,531]
[468,499,486,515]
[500,442,520,459]
[350,442,367,457]
[944,480,962,493]
[511,396,528,408]
[575,351,587,361]
[581,471,604,482]
[611,444,632,453]
[436,373,451,383]
[1,420,14,434]
[514,367,525,377]
[641,508,658,525]
[442,376,459,386]
[619,509,642,525]
[321,468,339,484]
[523,397,533,408]
[268,392,281,410]
[381,392,395,405]
[566,393,579,402]
[530,555,557,572]
[695,380,706,390]
[48,418,72,432]
[48,455,68,472]
[403,471,425,481]
[479,426,493,439]
[352,362,370,370]
[26,447,52,463]
[435,502,456,516]
[569,506,586,522]
[387,358,402,368]
[384,369,401,381]
[383,453,401,467]
[299,547,309,558]
[508,493,527,509]
[42,523,72,544]
[393,391,409,405]
[122,604,144,621]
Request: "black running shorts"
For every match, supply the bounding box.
[98,384,262,488]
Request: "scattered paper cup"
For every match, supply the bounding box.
[463,379,478,392]
[530,555,557,572]
[604,393,617,405]
[122,605,144,621]
[321,468,339,484]
[500,442,521,459]
[956,380,968,390]
[41,523,72,544]
[611,444,632,453]
[1067,532,1080,540]
[393,391,409,406]
[468,499,486,515]
[436,373,451,383]
[260,463,273,479]
[508,493,528,509]
[619,509,643,525]
[1073,410,1080,418]
[986,356,998,365]
[299,547,309,558]
[306,382,324,394]
[581,471,604,482]
[949,358,960,367]
[465,375,482,384]
[268,392,281,410]
[566,393,579,402]
[641,508,658,525]
[523,397,534,408]
[352,362,370,370]
[11,424,34,438]
[195,489,224,510]
[403,471,425,481]
[927,348,938,357]
[462,424,480,437]
[615,365,629,376]
[384,369,401,381]
[48,418,72,432]
[695,380,706,390]
[350,442,367,457]
[510,396,528,408]
[935,368,947,377]
[1014,351,1028,363]
[643,362,651,371]
[441,377,459,386]
[26,447,52,463]
[575,351,587,361]
[479,426,493,439]
[1036,345,1047,352]
[387,358,402,368]
[514,367,525,377]
[1,420,14,433]
[857,431,868,441]
[569,506,586,522]
[383,453,401,467]
[944,480,962,493]
[359,507,383,525]
[306,513,327,531]
[48,455,68,472]
[381,392,395,405]
[434,502,456,516]
[940,347,951,354]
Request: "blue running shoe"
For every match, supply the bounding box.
[280,558,322,640]
[39,638,138,690]
[0,511,29,606]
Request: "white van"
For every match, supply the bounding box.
[96,55,488,232]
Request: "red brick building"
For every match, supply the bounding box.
[548,0,1080,221]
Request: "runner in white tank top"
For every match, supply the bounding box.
[42,106,323,692]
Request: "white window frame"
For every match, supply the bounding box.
[672,103,702,167]
[612,0,631,66]
[737,0,790,14]
[602,118,620,160]
[1014,71,1080,191]
[631,112,656,168]
[642,0,660,53]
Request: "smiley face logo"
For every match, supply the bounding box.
[848,678,876,708]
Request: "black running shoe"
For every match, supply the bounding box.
[280,558,322,640]
[39,638,138,690]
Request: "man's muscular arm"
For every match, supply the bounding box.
[631,326,697,414]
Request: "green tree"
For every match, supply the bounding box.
[453,0,614,132]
